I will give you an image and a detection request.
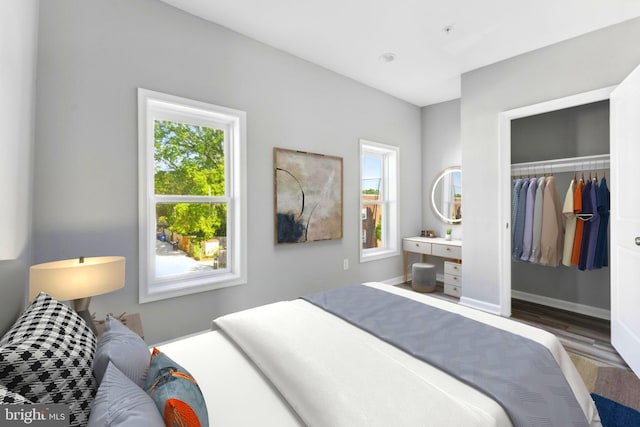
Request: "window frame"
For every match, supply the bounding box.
[359,139,399,262]
[138,88,247,303]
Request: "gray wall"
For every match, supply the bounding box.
[0,0,39,314]
[461,17,640,309]
[420,99,462,277]
[511,101,610,163]
[421,99,462,238]
[33,0,422,344]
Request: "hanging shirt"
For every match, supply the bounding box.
[586,179,601,270]
[530,176,546,263]
[520,177,538,261]
[578,179,593,271]
[594,177,610,268]
[511,179,523,256]
[540,176,564,267]
[571,179,585,265]
[512,179,529,260]
[561,179,577,267]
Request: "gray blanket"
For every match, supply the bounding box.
[302,285,588,427]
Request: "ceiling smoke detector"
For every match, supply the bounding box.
[378,52,397,63]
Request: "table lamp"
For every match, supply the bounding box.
[29,256,126,334]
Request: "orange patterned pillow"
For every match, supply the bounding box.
[144,348,208,427]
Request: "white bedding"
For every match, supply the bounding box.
[158,282,601,427]
[156,330,303,426]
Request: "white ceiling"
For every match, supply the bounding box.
[159,0,640,107]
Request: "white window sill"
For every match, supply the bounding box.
[360,248,400,263]
[140,274,246,303]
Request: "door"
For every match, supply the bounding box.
[610,63,640,377]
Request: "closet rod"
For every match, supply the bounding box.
[511,154,610,176]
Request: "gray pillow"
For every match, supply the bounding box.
[88,362,164,427]
[93,315,149,387]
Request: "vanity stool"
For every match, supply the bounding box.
[411,262,436,293]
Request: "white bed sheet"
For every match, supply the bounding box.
[156,329,303,427]
[217,295,511,427]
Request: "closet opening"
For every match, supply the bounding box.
[498,87,625,366]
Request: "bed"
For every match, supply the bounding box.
[157,282,601,427]
[0,281,601,427]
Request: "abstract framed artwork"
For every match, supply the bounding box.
[274,148,343,244]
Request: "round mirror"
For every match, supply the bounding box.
[431,166,462,224]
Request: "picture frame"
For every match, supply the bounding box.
[274,148,343,244]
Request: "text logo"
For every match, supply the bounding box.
[1,405,68,426]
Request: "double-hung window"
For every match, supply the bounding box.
[360,139,399,262]
[138,89,246,302]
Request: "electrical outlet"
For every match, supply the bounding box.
[343,258,349,270]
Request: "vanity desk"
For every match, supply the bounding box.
[402,237,462,297]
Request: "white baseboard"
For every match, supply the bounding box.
[379,275,406,285]
[511,290,610,320]
[383,273,445,285]
[459,296,502,316]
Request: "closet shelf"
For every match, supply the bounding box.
[511,154,610,176]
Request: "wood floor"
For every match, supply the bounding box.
[509,298,628,368]
[398,282,628,369]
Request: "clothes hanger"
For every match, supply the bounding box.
[577,213,594,221]
[577,162,594,221]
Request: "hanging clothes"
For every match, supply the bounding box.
[511,179,522,223]
[561,178,576,267]
[571,178,585,265]
[511,179,524,258]
[529,176,546,263]
[586,178,601,270]
[520,177,538,261]
[510,160,610,273]
[512,178,530,260]
[578,179,593,271]
[594,177,610,268]
[539,175,564,267]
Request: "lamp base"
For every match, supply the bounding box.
[73,297,97,336]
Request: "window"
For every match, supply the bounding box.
[138,89,246,303]
[360,139,399,262]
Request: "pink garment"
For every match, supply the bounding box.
[539,176,564,267]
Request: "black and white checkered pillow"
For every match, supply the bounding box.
[0,384,32,404]
[0,293,97,426]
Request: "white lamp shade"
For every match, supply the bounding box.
[29,256,125,301]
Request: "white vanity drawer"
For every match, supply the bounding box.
[402,240,431,255]
[444,283,462,298]
[444,262,462,275]
[444,260,462,298]
[432,243,461,259]
[444,273,461,286]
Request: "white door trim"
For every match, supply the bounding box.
[497,86,616,317]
